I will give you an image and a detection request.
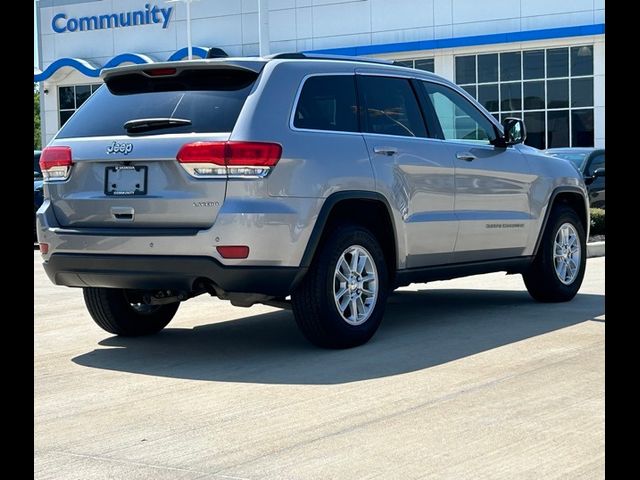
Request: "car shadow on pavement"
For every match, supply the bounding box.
[72,288,604,385]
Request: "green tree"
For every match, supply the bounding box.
[34,83,41,150]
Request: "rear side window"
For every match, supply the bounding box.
[358,76,427,138]
[57,69,257,138]
[293,75,358,132]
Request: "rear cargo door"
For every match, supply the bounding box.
[48,67,258,229]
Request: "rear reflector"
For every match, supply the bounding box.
[40,146,73,181]
[217,245,250,259]
[39,243,49,254]
[177,141,282,178]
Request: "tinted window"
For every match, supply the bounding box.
[478,54,498,83]
[547,79,569,109]
[548,110,570,147]
[478,84,499,111]
[523,111,545,149]
[455,56,476,84]
[359,76,427,138]
[57,69,257,138]
[523,50,545,79]
[293,75,358,132]
[500,52,521,81]
[415,59,435,72]
[523,81,544,110]
[571,46,593,76]
[572,110,594,147]
[571,77,594,107]
[500,83,522,111]
[422,82,496,144]
[547,48,569,78]
[586,153,604,176]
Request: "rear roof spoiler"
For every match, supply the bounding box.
[101,58,268,81]
[101,51,396,81]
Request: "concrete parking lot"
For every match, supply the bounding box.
[35,252,604,479]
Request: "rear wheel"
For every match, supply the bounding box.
[83,287,179,336]
[292,225,389,348]
[523,205,586,302]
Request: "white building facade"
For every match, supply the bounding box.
[36,0,605,149]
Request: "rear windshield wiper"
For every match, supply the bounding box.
[123,117,192,133]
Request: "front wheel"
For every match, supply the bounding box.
[292,225,389,348]
[523,205,587,302]
[83,287,179,336]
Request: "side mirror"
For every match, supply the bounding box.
[502,117,526,145]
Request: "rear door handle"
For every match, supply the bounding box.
[456,152,476,161]
[373,146,398,156]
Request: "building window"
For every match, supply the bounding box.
[393,58,435,73]
[59,84,101,127]
[455,45,594,149]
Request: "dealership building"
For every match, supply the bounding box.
[35,0,604,148]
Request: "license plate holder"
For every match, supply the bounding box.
[105,165,147,196]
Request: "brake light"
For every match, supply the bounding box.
[39,146,73,181]
[177,141,282,178]
[144,68,177,76]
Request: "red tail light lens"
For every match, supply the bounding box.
[176,141,282,178]
[216,245,250,259]
[40,146,73,181]
[226,142,282,167]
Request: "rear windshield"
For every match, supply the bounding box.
[57,69,258,138]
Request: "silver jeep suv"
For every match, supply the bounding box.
[37,53,589,348]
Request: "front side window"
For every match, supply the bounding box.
[421,81,496,144]
[358,76,427,138]
[293,75,358,132]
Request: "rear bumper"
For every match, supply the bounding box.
[43,253,304,297]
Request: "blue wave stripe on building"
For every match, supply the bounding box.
[34,47,210,82]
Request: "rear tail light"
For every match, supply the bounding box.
[177,141,282,179]
[40,146,73,181]
[39,243,49,254]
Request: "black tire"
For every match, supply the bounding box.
[292,224,389,348]
[523,204,587,302]
[83,287,179,336]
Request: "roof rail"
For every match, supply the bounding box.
[267,52,393,65]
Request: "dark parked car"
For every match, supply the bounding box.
[545,148,605,209]
[34,150,43,241]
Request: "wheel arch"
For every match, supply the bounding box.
[298,191,398,282]
[533,186,589,256]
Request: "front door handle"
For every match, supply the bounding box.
[373,146,398,156]
[456,152,476,161]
